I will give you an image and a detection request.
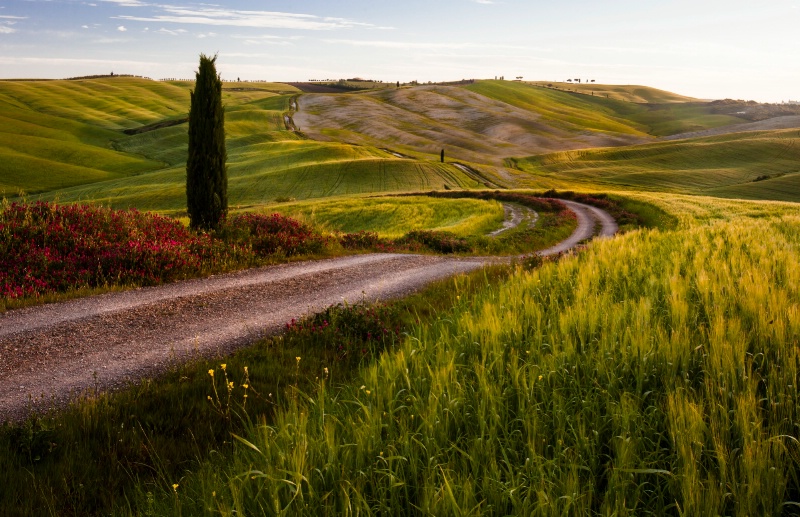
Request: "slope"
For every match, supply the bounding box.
[294,82,653,168]
[510,129,800,201]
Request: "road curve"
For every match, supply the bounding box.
[0,201,615,422]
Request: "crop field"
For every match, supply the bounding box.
[5,76,793,211]
[467,81,745,137]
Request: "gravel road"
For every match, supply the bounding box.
[0,201,615,422]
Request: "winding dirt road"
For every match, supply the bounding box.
[0,201,616,422]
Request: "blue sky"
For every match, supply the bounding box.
[1,0,798,102]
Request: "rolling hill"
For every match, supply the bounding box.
[2,76,799,209]
[509,129,800,201]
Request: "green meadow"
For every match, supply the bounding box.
[2,75,800,515]
[511,129,800,202]
[272,195,505,238]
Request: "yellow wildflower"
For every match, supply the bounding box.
[208,369,215,377]
[221,363,227,371]
[172,483,179,492]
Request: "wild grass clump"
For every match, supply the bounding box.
[338,230,383,250]
[285,302,403,361]
[396,229,473,253]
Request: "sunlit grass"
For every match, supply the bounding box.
[272,195,505,238]
[512,129,800,201]
[143,195,800,515]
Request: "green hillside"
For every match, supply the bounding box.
[467,81,744,137]
[0,78,188,195]
[1,77,481,210]
[510,129,800,201]
[2,76,799,208]
[528,81,697,103]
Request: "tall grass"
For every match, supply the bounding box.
[158,202,800,515]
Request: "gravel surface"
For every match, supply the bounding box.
[0,202,615,423]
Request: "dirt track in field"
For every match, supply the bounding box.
[0,201,616,423]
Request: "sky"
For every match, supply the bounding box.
[0,0,798,102]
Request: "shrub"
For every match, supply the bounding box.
[0,201,223,298]
[0,203,331,300]
[221,213,329,257]
[397,230,473,254]
[285,303,403,361]
[339,231,383,250]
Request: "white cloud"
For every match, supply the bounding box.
[115,7,374,30]
[0,15,26,20]
[99,0,148,7]
[117,25,127,31]
[82,24,90,29]
[0,25,16,34]
[156,27,187,35]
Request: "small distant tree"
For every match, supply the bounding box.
[186,54,228,230]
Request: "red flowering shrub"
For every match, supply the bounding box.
[0,201,231,299]
[0,203,339,300]
[221,213,329,257]
[339,231,382,250]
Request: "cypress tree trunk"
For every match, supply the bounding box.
[186,54,227,230]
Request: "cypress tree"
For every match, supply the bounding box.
[186,54,227,230]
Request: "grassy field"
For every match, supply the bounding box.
[2,77,487,210]
[467,81,745,137]
[272,195,505,238]
[510,129,800,202]
[528,81,697,103]
[294,80,753,171]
